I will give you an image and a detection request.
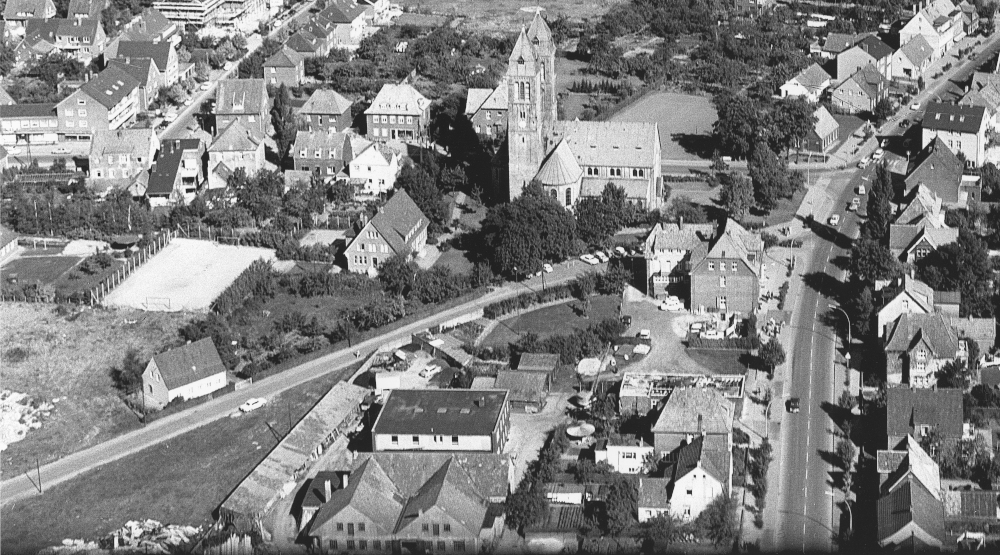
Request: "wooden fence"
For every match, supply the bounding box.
[88,231,175,306]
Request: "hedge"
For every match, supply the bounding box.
[482,283,575,319]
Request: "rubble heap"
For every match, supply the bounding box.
[38,519,201,555]
[0,390,56,451]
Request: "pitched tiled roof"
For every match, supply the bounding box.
[55,18,103,40]
[822,32,859,53]
[923,102,987,133]
[350,452,511,501]
[958,491,1000,518]
[638,477,671,509]
[317,3,366,24]
[216,79,267,116]
[495,370,548,405]
[116,40,172,71]
[534,139,582,186]
[883,312,959,359]
[960,83,1000,113]
[652,387,733,436]
[208,120,264,152]
[396,459,487,535]
[0,103,56,118]
[888,225,958,255]
[508,28,537,66]
[905,137,964,204]
[464,88,493,116]
[813,106,839,139]
[4,0,52,19]
[263,46,303,68]
[701,218,762,276]
[107,58,155,87]
[300,89,352,116]
[898,35,934,66]
[24,18,60,47]
[845,64,887,99]
[365,83,430,116]
[89,128,157,159]
[527,12,553,46]
[644,222,714,253]
[548,120,659,169]
[886,386,964,439]
[479,81,508,111]
[933,290,961,306]
[364,189,428,255]
[150,338,225,390]
[671,435,728,484]
[147,138,201,195]
[119,8,174,41]
[947,315,997,348]
[285,30,323,54]
[856,35,894,60]
[308,458,406,534]
[877,476,946,546]
[882,436,941,500]
[79,66,139,110]
[894,184,946,227]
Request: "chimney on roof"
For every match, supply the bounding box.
[323,476,333,502]
[174,139,179,151]
[698,414,704,436]
[341,472,349,489]
[678,216,683,230]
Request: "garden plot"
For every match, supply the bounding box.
[103,238,276,312]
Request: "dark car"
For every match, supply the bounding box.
[899,119,910,128]
[620,315,632,327]
[787,398,800,413]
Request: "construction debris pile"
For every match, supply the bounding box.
[0,390,56,451]
[38,520,201,555]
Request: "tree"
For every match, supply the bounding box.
[194,61,210,82]
[604,475,639,534]
[377,254,416,297]
[759,340,786,375]
[849,236,903,284]
[712,93,763,158]
[640,513,678,549]
[771,97,817,156]
[916,230,994,317]
[749,143,793,212]
[694,493,737,547]
[864,163,893,241]
[575,182,629,245]
[0,41,15,76]
[396,164,447,230]
[504,484,547,531]
[271,84,297,161]
[664,195,708,223]
[110,347,145,393]
[846,280,874,337]
[229,168,285,224]
[979,163,1000,199]
[719,172,754,219]
[710,149,729,172]
[597,264,631,295]
[572,460,614,483]
[874,98,894,124]
[936,360,971,390]
[835,439,857,470]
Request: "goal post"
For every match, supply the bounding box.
[144,297,171,310]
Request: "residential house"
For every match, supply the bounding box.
[207,120,265,190]
[637,477,672,523]
[141,337,227,408]
[795,106,840,153]
[263,46,304,88]
[820,32,860,59]
[88,128,159,191]
[285,29,327,57]
[299,89,353,133]
[832,64,889,114]
[886,386,964,447]
[0,225,18,257]
[0,89,15,106]
[113,40,179,87]
[107,58,160,111]
[21,19,60,59]
[876,435,946,550]
[959,0,980,35]
[53,18,107,62]
[315,3,368,50]
[3,0,56,37]
[651,387,733,454]
[892,35,935,81]
[947,315,997,357]
[106,7,178,53]
[301,19,337,55]
[595,437,654,474]
[899,0,964,60]
[883,312,960,387]
[348,142,400,195]
[836,35,893,80]
[921,102,988,167]
[346,189,428,274]
[56,65,140,141]
[689,218,762,314]
[959,81,1000,130]
[493,369,549,412]
[514,353,560,383]
[903,136,975,207]
[0,103,60,146]
[154,0,266,30]
[146,138,204,206]
[643,221,715,300]
[876,276,959,338]
[293,129,370,178]
[304,453,507,554]
[370,389,511,453]
[660,435,731,521]
[465,80,508,138]
[67,0,106,20]
[215,79,269,136]
[365,83,431,142]
[889,185,958,263]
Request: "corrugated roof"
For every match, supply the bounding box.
[534,139,582,186]
[923,102,987,134]
[300,89,352,116]
[959,491,1000,518]
[150,338,225,390]
[372,389,508,437]
[886,386,964,439]
[78,65,139,110]
[365,83,429,116]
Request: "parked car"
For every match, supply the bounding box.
[689,322,705,334]
[580,254,599,265]
[857,184,866,195]
[786,398,800,413]
[899,119,910,128]
[593,251,609,263]
[542,263,553,273]
[240,398,267,413]
[419,364,441,378]
[857,159,869,169]
[828,214,841,226]
[910,102,920,110]
[614,246,627,257]
[164,112,178,123]
[200,82,211,91]
[52,146,70,154]
[849,197,860,211]
[872,148,885,161]
[659,296,684,311]
[620,315,632,327]
[183,98,193,106]
[637,329,651,340]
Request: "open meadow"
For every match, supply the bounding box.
[0,304,195,477]
[481,294,621,347]
[610,91,719,161]
[403,0,612,33]
[103,239,276,312]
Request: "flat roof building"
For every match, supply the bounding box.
[371,389,511,453]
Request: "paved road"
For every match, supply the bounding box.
[773,165,868,551]
[0,261,595,507]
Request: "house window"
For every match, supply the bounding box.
[391,435,398,444]
[731,262,737,272]
[453,541,465,552]
[422,524,429,533]
[389,115,396,124]
[381,115,388,123]
[717,296,727,310]
[719,276,726,288]
[79,121,87,128]
[249,115,256,122]
[565,188,572,206]
[347,540,355,550]
[347,523,355,536]
[359,540,368,550]
[622,452,636,459]
[315,150,321,157]
[66,109,75,117]
[433,524,440,536]
[359,523,366,532]
[77,99,85,105]
[330,540,337,550]
[337,523,344,531]
[586,166,598,176]
[708,262,714,271]
[412,435,419,444]
[300,149,307,157]
[437,541,446,551]
[683,507,691,517]
[406,116,412,124]
[66,120,74,128]
[444,524,451,533]
[374,540,382,550]
[451,435,458,445]
[687,489,693,495]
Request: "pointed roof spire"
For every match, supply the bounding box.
[509,27,537,65]
[527,10,552,45]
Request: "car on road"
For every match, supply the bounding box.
[52,146,70,154]
[240,398,267,413]
[593,251,609,263]
[637,329,651,340]
[164,112,178,123]
[580,254,599,265]
[828,214,841,226]
[542,263,553,273]
[620,315,632,327]
[849,197,860,211]
[910,102,920,110]
[200,83,211,91]
[899,119,910,128]
[419,364,441,378]
[183,98,193,106]
[614,246,627,257]
[857,158,869,169]
[659,296,684,311]
[857,184,866,195]
[786,398,800,413]
[872,148,885,161]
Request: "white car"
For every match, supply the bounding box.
[857,159,869,169]
[183,98,193,106]
[701,330,724,340]
[910,102,920,110]
[659,296,684,311]
[200,83,211,91]
[614,246,627,257]
[593,251,609,263]
[857,185,866,195]
[52,146,70,154]
[580,254,599,265]
[689,322,705,333]
[164,112,178,122]
[637,329,651,340]
[829,214,841,226]
[542,263,553,273]
[849,197,860,211]
[239,398,267,413]
[419,364,441,378]
[872,149,885,161]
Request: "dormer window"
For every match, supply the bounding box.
[517,57,524,65]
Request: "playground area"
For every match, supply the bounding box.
[102,238,276,312]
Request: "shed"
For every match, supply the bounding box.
[495,370,549,412]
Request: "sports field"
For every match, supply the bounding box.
[103,238,276,312]
[610,92,718,161]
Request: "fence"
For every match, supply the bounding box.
[88,230,175,306]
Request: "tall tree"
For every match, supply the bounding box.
[603,475,639,534]
[712,93,763,158]
[771,97,817,156]
[575,182,629,245]
[748,144,790,212]
[695,493,737,547]
[719,172,754,219]
[270,83,297,161]
[377,253,417,296]
[395,164,448,229]
[849,236,903,284]
[916,230,994,317]
[759,340,786,375]
[865,163,893,241]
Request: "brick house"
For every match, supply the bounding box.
[263,46,304,88]
[56,65,140,141]
[215,79,269,136]
[345,189,427,274]
[689,218,762,314]
[642,221,715,300]
[832,64,889,114]
[371,389,511,453]
[141,337,227,408]
[293,130,370,179]
[207,120,265,190]
[88,127,159,187]
[883,312,960,387]
[794,106,839,153]
[113,40,179,87]
[53,18,107,62]
[921,102,988,167]
[364,83,430,141]
[465,80,508,138]
[836,35,893,80]
[299,89,353,133]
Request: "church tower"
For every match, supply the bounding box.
[526,11,557,127]
[505,28,545,201]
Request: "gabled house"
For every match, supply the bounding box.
[794,106,839,153]
[315,3,368,50]
[53,18,107,62]
[293,129,370,178]
[820,32,860,59]
[643,221,715,300]
[3,0,57,37]
[301,19,337,55]
[877,276,959,338]
[491,370,549,413]
[959,82,1000,130]
[89,128,159,189]
[22,19,60,58]
[878,435,941,501]
[888,186,957,263]
[921,102,988,167]
[349,142,400,196]
[299,89,353,133]
[883,312,960,387]
[67,0,106,19]
[215,79,269,136]
[146,138,204,206]
[651,387,733,455]
[263,46,304,88]
[465,80,509,137]
[113,40,179,87]
[285,29,326,57]
[365,83,431,141]
[899,0,964,60]
[56,65,140,140]
[689,218,762,314]
[892,35,935,81]
[106,58,159,111]
[886,386,964,447]
[207,120,265,190]
[346,189,428,274]
[959,0,980,35]
[903,136,974,207]
[837,35,893,80]
[659,435,731,521]
[108,7,178,48]
[141,337,227,408]
[832,64,889,114]
[876,436,946,550]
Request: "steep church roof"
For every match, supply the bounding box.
[508,28,537,66]
[534,139,582,186]
[526,11,553,49]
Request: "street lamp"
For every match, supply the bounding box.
[825,489,853,537]
[829,305,853,386]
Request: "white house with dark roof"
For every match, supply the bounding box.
[348,142,400,195]
[837,35,894,80]
[56,65,140,140]
[0,103,60,146]
[651,387,733,455]
[207,120,265,190]
[795,106,839,153]
[346,189,427,274]
[877,276,959,338]
[364,83,431,141]
[111,40,179,86]
[779,63,832,102]
[371,389,511,453]
[921,102,988,166]
[643,221,715,299]
[145,138,204,205]
[903,136,975,207]
[215,79,269,136]
[89,128,159,189]
[141,337,227,407]
[465,79,508,138]
[53,18,107,62]
[899,0,964,60]
[107,58,160,111]
[832,64,889,114]
[892,35,935,81]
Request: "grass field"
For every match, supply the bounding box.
[103,239,276,312]
[0,304,195,477]
[610,92,718,161]
[482,294,621,347]
[1,256,80,286]
[405,0,612,33]
[245,291,369,339]
[0,367,356,555]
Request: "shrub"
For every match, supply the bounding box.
[3,346,30,364]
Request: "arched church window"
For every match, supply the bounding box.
[565,188,572,206]
[550,189,557,199]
